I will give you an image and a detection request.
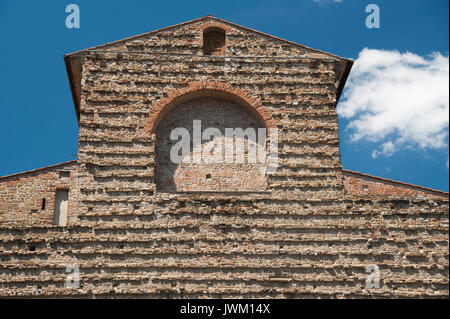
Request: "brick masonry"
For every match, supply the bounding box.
[343,170,449,200]
[145,81,275,134]
[0,161,77,227]
[0,16,448,298]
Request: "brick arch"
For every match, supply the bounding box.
[144,81,275,134]
[201,21,231,33]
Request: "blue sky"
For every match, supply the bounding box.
[0,0,448,191]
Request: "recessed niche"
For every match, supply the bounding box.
[54,189,69,226]
[203,28,225,56]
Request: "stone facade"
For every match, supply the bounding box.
[343,170,449,200]
[0,16,448,298]
[0,161,77,227]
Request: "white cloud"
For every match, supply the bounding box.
[371,141,395,158]
[338,48,449,159]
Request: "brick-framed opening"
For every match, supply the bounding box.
[202,28,226,56]
[154,97,270,192]
[199,21,231,56]
[146,81,275,193]
[145,81,275,135]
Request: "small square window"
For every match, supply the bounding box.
[362,185,369,191]
[203,29,225,56]
[59,171,70,178]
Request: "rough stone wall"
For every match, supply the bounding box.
[0,19,448,298]
[75,48,344,210]
[0,193,447,298]
[0,162,77,227]
[343,170,448,200]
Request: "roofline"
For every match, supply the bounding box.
[336,59,353,102]
[64,15,353,63]
[342,169,449,196]
[64,15,354,122]
[212,16,352,62]
[64,16,208,58]
[64,55,80,122]
[0,160,77,181]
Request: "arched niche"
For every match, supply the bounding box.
[155,97,269,192]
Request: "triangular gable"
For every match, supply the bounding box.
[64,16,353,122]
[65,15,349,61]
